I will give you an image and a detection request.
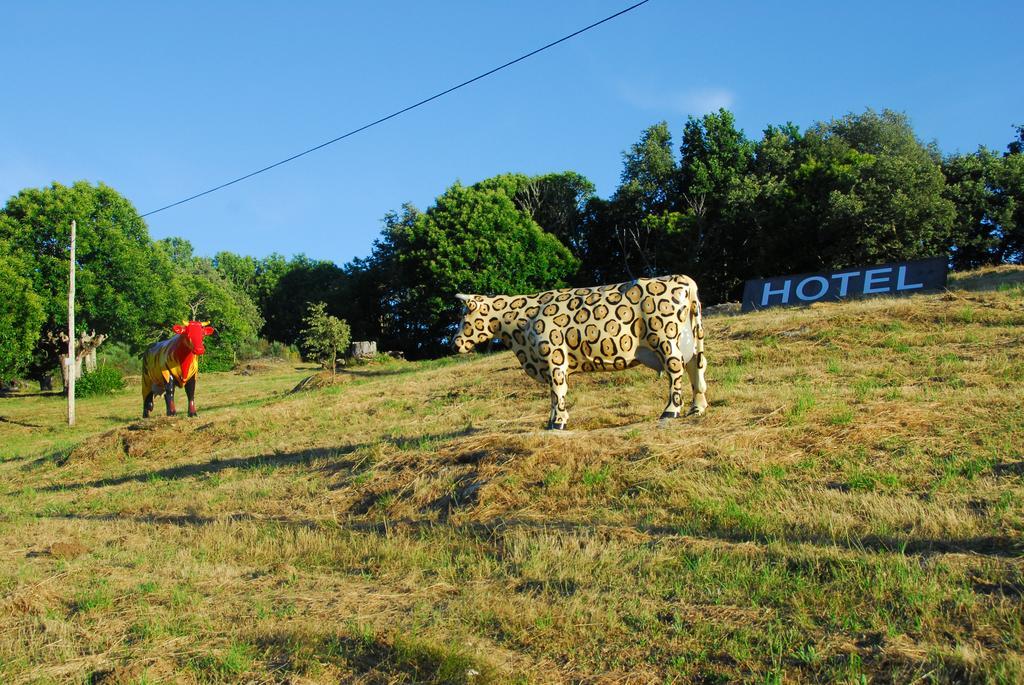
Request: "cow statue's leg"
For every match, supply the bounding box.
[685,351,708,416]
[185,376,198,417]
[659,344,688,420]
[547,365,570,430]
[143,390,155,418]
[164,381,177,416]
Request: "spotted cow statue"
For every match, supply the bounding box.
[141,320,215,418]
[453,275,707,429]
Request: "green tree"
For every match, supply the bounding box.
[211,250,259,298]
[797,109,955,269]
[300,301,351,373]
[622,121,678,214]
[723,122,807,279]
[0,181,184,385]
[213,250,290,320]
[156,238,263,370]
[612,122,680,279]
[0,247,45,378]
[674,109,757,301]
[475,172,596,267]
[1008,125,1024,156]
[998,128,1024,262]
[376,181,578,357]
[156,236,196,265]
[943,149,1006,268]
[577,123,681,283]
[334,254,389,345]
[261,255,346,344]
[346,203,420,351]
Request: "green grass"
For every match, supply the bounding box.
[72,581,114,613]
[786,389,817,425]
[828,405,855,426]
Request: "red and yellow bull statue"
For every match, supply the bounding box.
[142,320,215,418]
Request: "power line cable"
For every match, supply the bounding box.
[141,0,652,217]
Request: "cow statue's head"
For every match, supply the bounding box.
[452,293,498,354]
[172,320,216,355]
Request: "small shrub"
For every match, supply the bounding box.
[75,366,125,397]
[300,302,351,372]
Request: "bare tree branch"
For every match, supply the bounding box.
[188,297,206,320]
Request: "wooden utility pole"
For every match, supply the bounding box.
[67,219,76,426]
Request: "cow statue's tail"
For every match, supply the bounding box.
[688,280,705,365]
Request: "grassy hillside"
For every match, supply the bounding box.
[1,267,1022,684]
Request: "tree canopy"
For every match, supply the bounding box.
[260,256,345,345]
[0,246,45,378]
[156,238,264,370]
[0,182,183,381]
[2,109,1022,372]
[366,178,579,356]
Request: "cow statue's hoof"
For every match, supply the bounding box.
[547,421,567,431]
[188,411,198,418]
[687,405,707,417]
[660,410,680,420]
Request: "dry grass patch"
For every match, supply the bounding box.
[1,267,1023,683]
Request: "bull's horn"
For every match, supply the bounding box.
[200,321,210,327]
[181,319,188,326]
[455,293,471,301]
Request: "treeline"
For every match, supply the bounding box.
[256,108,1024,357]
[2,108,1022,383]
[0,183,265,387]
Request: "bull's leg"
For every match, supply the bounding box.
[164,382,177,416]
[143,391,154,418]
[685,351,708,416]
[185,376,198,417]
[547,366,570,430]
[660,352,687,420]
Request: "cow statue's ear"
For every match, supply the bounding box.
[172,324,186,335]
[203,326,216,336]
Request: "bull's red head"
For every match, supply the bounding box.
[172,320,216,355]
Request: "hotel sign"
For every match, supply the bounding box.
[741,257,948,312]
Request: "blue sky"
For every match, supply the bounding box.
[2,1,1021,266]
